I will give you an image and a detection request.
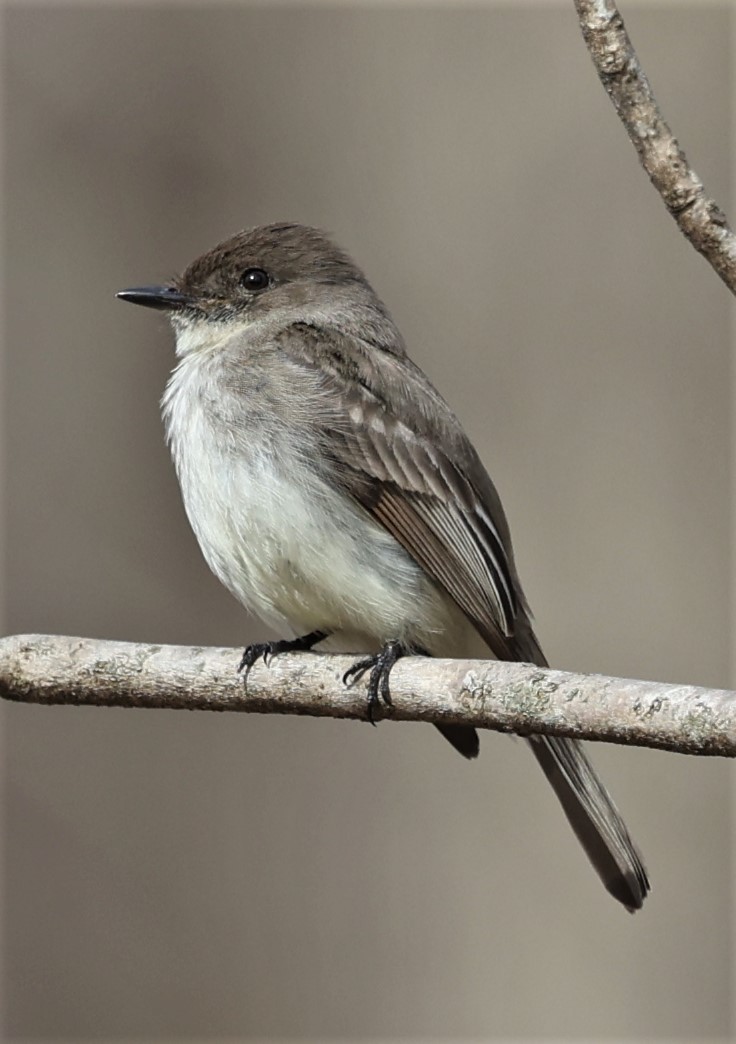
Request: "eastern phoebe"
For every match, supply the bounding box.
[118,222,649,911]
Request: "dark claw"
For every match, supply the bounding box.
[238,630,328,687]
[238,640,279,676]
[343,639,405,725]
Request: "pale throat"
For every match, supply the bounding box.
[170,315,249,358]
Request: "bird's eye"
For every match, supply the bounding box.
[240,267,270,291]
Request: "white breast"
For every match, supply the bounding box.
[161,345,468,652]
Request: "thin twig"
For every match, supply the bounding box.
[574,0,736,294]
[2,633,736,757]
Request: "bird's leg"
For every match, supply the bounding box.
[238,629,328,682]
[342,639,410,725]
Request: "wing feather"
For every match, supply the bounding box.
[273,323,649,907]
[329,394,519,653]
[274,321,524,656]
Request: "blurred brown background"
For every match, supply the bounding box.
[1,2,733,1041]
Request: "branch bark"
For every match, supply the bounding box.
[2,633,736,757]
[574,0,736,294]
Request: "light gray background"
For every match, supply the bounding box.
[2,3,733,1040]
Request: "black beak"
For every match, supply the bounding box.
[116,285,190,311]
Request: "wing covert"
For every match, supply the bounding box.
[329,392,519,655]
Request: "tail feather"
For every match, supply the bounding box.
[511,621,649,910]
[432,619,649,909]
[435,723,480,759]
[528,734,650,911]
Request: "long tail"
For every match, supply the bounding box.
[516,620,649,911]
[527,733,649,910]
[435,621,650,910]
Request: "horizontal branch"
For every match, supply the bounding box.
[1,634,735,757]
[574,0,736,295]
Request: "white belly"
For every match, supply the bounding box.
[162,352,472,654]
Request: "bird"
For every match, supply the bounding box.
[117,221,649,911]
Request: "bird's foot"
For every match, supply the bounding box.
[342,639,407,725]
[238,629,328,683]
